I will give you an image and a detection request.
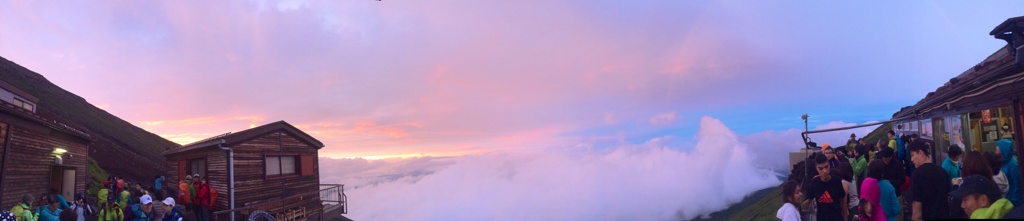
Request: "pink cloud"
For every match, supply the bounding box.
[0,0,786,158]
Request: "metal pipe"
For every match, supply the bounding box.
[218,139,234,221]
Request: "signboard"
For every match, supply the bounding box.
[983,110,992,124]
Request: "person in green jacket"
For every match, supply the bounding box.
[10,194,38,221]
[851,145,868,186]
[97,183,110,206]
[98,196,123,221]
[952,174,1014,219]
[118,189,132,209]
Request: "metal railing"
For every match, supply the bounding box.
[212,184,346,221]
[319,184,347,214]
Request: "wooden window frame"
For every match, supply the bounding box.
[264,153,300,180]
[185,157,208,180]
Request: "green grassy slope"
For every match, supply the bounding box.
[0,56,178,181]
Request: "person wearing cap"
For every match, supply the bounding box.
[131,195,154,221]
[846,133,858,151]
[160,198,182,221]
[996,137,1022,206]
[951,174,1014,219]
[875,148,905,196]
[195,177,212,221]
[98,195,123,221]
[11,194,38,221]
[906,140,950,220]
[68,193,93,221]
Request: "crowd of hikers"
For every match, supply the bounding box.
[778,131,1024,220]
[0,174,216,221]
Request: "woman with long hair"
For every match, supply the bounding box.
[777,180,803,221]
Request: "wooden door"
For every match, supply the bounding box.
[61,169,75,200]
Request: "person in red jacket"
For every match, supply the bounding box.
[191,174,201,216]
[116,178,125,195]
[195,177,211,221]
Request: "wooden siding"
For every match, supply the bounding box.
[233,131,319,209]
[0,122,88,209]
[166,130,320,214]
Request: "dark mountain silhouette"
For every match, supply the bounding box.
[0,56,175,183]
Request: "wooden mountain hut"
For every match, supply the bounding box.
[0,79,91,208]
[163,121,346,221]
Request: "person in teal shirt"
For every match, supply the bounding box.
[36,195,62,221]
[942,145,963,186]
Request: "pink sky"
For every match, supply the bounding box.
[1,1,1020,159]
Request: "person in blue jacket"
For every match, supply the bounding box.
[130,195,154,221]
[37,195,63,221]
[997,137,1022,206]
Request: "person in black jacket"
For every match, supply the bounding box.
[879,148,906,196]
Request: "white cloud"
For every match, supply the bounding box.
[319,116,780,220]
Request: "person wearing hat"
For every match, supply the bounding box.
[11,194,38,221]
[98,195,122,221]
[878,148,906,196]
[160,198,181,221]
[951,174,1014,219]
[190,174,201,216]
[130,195,154,221]
[846,133,858,151]
[68,193,93,221]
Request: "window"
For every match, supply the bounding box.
[188,158,206,178]
[266,155,298,176]
[12,98,32,112]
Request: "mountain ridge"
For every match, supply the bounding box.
[0,55,176,182]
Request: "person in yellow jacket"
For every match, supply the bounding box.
[97,183,110,206]
[10,194,38,221]
[117,189,131,209]
[98,196,123,221]
[951,174,1014,219]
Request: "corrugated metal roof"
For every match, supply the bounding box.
[162,120,324,156]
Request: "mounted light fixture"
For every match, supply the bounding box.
[1004,122,1011,131]
[53,148,67,154]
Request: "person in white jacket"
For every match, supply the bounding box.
[986,151,1011,196]
[777,180,802,221]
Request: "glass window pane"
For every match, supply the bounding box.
[266,156,281,175]
[281,156,296,175]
